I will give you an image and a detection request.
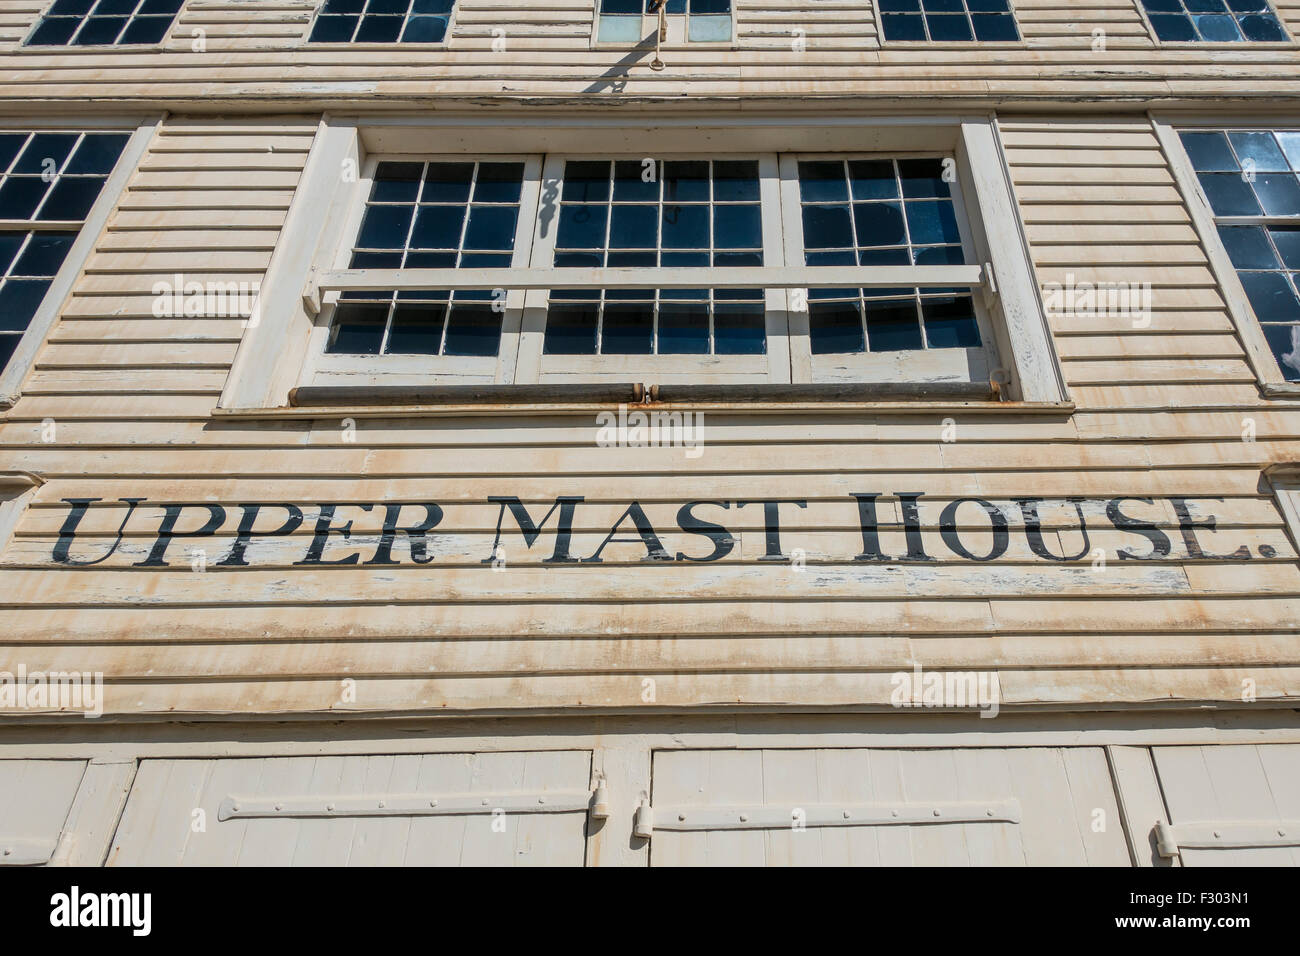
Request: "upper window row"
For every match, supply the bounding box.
[19,0,1294,47]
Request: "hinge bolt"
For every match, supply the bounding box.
[678,813,686,821]
[934,809,942,817]
[739,813,749,822]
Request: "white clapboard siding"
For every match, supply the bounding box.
[648,747,1131,866]
[106,751,592,866]
[0,1,1297,104]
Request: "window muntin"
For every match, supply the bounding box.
[26,0,183,47]
[878,0,1020,43]
[1139,0,1287,43]
[546,159,764,356]
[797,157,981,356]
[309,0,454,44]
[1181,129,1300,381]
[326,160,525,357]
[0,131,129,373]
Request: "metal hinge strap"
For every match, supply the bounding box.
[636,799,1020,837]
[1155,820,1300,858]
[218,790,594,821]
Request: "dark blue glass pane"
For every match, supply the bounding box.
[1229,131,1290,171]
[401,15,448,42]
[562,162,610,203]
[927,13,973,41]
[713,204,760,248]
[601,302,654,353]
[971,13,1018,40]
[0,279,51,330]
[50,0,96,16]
[899,158,952,198]
[0,179,49,220]
[664,161,710,203]
[1252,174,1300,216]
[327,303,387,354]
[473,163,524,203]
[0,134,27,172]
[809,301,864,354]
[37,176,105,220]
[64,133,128,175]
[408,205,466,248]
[880,0,922,12]
[905,201,961,245]
[1217,225,1278,269]
[913,244,967,265]
[1149,14,1197,41]
[357,205,413,248]
[714,251,763,267]
[310,15,359,42]
[714,302,765,354]
[802,205,853,249]
[422,163,473,203]
[462,205,518,250]
[658,302,710,354]
[1184,0,1229,11]
[925,0,966,12]
[11,232,76,276]
[120,16,171,44]
[385,302,445,354]
[881,13,926,40]
[1261,323,1300,380]
[1239,13,1287,41]
[712,161,760,202]
[613,160,659,202]
[98,0,140,15]
[443,305,502,356]
[0,335,18,370]
[858,247,911,265]
[609,204,658,248]
[28,17,79,45]
[854,202,907,247]
[357,15,403,42]
[557,206,607,249]
[865,299,924,351]
[140,0,185,13]
[351,251,403,267]
[1240,271,1300,322]
[322,0,366,12]
[1180,131,1238,171]
[371,161,423,202]
[1198,172,1263,215]
[607,251,656,267]
[15,133,79,173]
[922,295,981,348]
[662,204,709,249]
[0,234,24,271]
[544,303,599,353]
[798,161,847,202]
[848,160,897,200]
[662,251,710,267]
[1271,228,1300,269]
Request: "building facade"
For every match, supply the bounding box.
[0,0,1299,866]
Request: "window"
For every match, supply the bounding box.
[0,130,129,374]
[308,0,454,44]
[596,0,732,45]
[878,0,1020,43]
[227,118,1066,408]
[303,149,995,388]
[797,158,980,356]
[1179,128,1300,382]
[1138,0,1288,43]
[26,0,183,47]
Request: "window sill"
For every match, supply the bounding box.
[1262,382,1300,400]
[212,382,1075,420]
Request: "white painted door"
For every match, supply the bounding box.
[647,747,1131,867]
[106,751,592,866]
[1151,744,1300,866]
[0,759,87,866]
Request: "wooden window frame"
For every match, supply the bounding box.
[20,0,182,51]
[0,115,160,409]
[1153,114,1300,398]
[221,115,1067,410]
[302,0,457,49]
[590,1,738,52]
[1133,0,1293,49]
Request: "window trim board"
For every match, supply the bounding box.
[0,114,162,409]
[1151,113,1297,396]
